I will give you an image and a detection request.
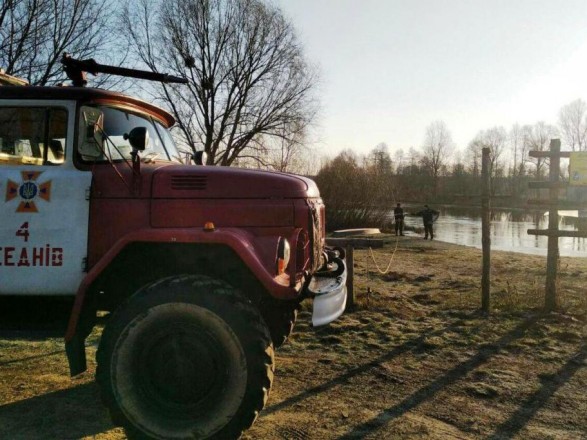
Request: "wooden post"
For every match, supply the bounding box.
[527,142,587,311]
[481,147,491,313]
[345,245,354,311]
[545,139,561,311]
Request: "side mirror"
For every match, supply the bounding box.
[124,127,149,152]
[193,150,207,165]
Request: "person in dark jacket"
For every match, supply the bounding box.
[393,203,405,236]
[415,205,440,239]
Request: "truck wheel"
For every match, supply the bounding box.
[96,275,274,440]
[260,300,300,348]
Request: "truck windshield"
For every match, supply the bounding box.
[153,120,182,162]
[79,106,181,163]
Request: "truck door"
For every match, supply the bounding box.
[0,101,92,295]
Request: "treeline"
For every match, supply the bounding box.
[314,100,587,231]
[314,149,534,231]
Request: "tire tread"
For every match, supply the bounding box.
[96,274,274,440]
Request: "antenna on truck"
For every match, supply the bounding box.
[61,53,188,87]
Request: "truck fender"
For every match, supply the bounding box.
[65,227,300,375]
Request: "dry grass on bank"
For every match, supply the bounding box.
[248,236,586,439]
[0,236,586,439]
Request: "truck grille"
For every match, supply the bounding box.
[170,175,207,190]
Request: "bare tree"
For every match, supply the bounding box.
[508,123,533,196]
[558,99,587,151]
[404,147,421,175]
[315,150,391,230]
[469,127,508,195]
[124,0,317,166]
[486,127,508,177]
[248,122,311,173]
[393,148,404,174]
[278,146,320,176]
[444,149,472,197]
[0,0,122,86]
[465,138,482,177]
[368,142,393,175]
[509,124,528,177]
[525,121,558,178]
[421,120,454,195]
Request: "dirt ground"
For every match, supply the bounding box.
[0,234,586,439]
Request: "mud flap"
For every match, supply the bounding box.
[65,295,97,376]
[66,334,87,376]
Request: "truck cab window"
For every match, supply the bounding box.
[0,107,67,166]
[78,106,177,162]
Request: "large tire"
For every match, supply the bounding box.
[259,299,300,349]
[96,275,274,440]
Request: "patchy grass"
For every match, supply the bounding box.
[1,236,586,439]
[249,237,586,439]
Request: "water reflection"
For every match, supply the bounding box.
[401,205,587,257]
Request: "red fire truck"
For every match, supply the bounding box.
[0,57,347,439]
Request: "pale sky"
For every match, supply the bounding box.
[275,0,587,158]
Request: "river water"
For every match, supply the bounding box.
[400,206,587,258]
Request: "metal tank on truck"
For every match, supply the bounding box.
[0,55,347,439]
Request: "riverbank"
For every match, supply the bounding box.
[248,236,587,439]
[0,238,585,439]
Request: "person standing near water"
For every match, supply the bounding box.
[415,205,440,239]
[393,203,405,236]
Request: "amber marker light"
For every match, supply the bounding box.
[276,237,291,275]
[277,258,286,275]
[203,221,215,231]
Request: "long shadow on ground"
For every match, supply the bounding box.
[0,349,64,367]
[0,382,115,439]
[263,312,487,416]
[0,298,115,438]
[336,316,540,439]
[487,344,587,440]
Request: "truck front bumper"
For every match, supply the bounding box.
[307,257,347,326]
